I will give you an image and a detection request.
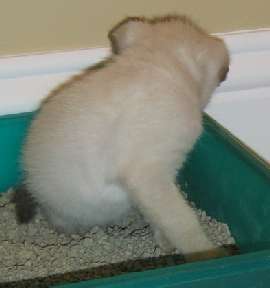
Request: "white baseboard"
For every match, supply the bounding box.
[0,47,110,79]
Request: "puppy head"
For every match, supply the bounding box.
[108,15,201,54]
[109,15,230,107]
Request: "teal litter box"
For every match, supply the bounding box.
[1,111,270,288]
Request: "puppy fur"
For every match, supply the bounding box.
[20,14,230,261]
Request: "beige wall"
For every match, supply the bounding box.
[1,0,270,56]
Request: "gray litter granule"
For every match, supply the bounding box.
[0,188,235,283]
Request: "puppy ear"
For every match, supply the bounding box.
[200,36,230,84]
[214,38,230,83]
[108,17,148,54]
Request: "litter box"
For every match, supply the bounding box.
[1,111,270,288]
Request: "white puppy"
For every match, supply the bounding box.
[16,15,229,261]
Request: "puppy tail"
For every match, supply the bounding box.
[12,184,37,223]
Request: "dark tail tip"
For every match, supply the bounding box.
[11,184,37,223]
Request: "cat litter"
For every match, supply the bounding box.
[0,188,236,286]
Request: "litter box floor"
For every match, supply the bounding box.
[0,189,236,287]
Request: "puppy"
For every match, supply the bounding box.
[15,15,229,261]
